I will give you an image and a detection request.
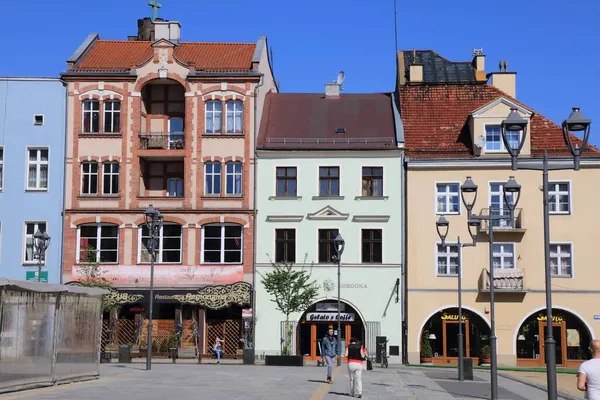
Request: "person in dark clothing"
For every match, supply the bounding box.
[345,337,366,398]
[322,327,338,383]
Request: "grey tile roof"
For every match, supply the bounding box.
[404,50,477,84]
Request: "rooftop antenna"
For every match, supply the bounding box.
[393,0,398,57]
[336,71,345,94]
[148,0,162,23]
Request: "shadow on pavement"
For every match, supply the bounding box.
[307,379,327,384]
[328,391,353,397]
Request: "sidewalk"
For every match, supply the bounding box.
[500,370,581,400]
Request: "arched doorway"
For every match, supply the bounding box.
[420,307,490,365]
[516,309,591,368]
[297,300,365,361]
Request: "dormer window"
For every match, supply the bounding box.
[485,124,520,152]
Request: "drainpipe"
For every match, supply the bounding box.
[401,153,408,364]
[59,79,68,284]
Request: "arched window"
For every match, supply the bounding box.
[139,223,182,263]
[226,100,243,133]
[201,224,242,264]
[205,101,222,134]
[77,224,119,263]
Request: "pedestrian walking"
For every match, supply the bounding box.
[322,327,338,383]
[578,339,600,399]
[345,337,366,398]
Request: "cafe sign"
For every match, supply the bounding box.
[441,313,467,321]
[537,314,565,323]
[306,312,355,322]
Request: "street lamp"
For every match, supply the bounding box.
[333,233,345,367]
[144,204,163,371]
[461,175,521,400]
[33,230,50,282]
[501,106,591,400]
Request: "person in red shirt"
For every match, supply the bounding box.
[345,337,366,398]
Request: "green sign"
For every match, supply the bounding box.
[25,271,48,283]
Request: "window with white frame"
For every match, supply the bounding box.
[82,100,100,133]
[492,243,515,269]
[436,243,459,275]
[204,162,221,195]
[103,163,119,195]
[24,222,47,263]
[205,101,222,133]
[78,224,118,263]
[548,182,570,214]
[104,100,121,133]
[167,178,184,197]
[485,125,520,152]
[550,244,572,276]
[436,183,460,214]
[226,162,242,195]
[0,147,3,190]
[139,224,182,263]
[27,148,49,190]
[202,224,243,264]
[81,162,98,195]
[226,100,243,133]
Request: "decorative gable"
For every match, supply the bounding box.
[307,206,349,221]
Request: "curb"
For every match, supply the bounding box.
[498,372,580,400]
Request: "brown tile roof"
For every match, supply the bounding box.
[399,84,598,158]
[72,40,256,72]
[257,92,398,151]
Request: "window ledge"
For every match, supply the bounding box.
[436,212,460,216]
[25,188,48,192]
[200,263,243,266]
[202,133,244,138]
[551,275,573,279]
[312,196,344,200]
[137,262,183,265]
[202,195,245,199]
[23,263,46,266]
[354,196,389,200]
[549,212,571,216]
[137,196,185,200]
[78,195,121,199]
[269,196,302,200]
[79,133,122,138]
[437,274,459,278]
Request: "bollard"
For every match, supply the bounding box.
[171,347,177,363]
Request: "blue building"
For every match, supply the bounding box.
[0,78,66,283]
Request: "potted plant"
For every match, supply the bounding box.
[420,330,433,364]
[480,344,491,365]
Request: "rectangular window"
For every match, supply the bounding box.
[78,224,118,263]
[226,100,243,133]
[362,229,382,263]
[226,162,243,195]
[24,222,47,263]
[0,147,3,190]
[202,225,243,264]
[489,182,516,228]
[275,229,296,263]
[81,162,98,195]
[550,244,572,276]
[103,163,119,195]
[167,178,184,197]
[34,114,44,126]
[276,167,297,197]
[492,243,515,269]
[204,163,222,195]
[436,183,460,214]
[485,124,520,152]
[436,243,459,275]
[104,100,121,133]
[27,148,49,190]
[549,182,570,214]
[140,224,182,263]
[362,167,383,197]
[318,228,339,263]
[205,101,222,133]
[83,100,100,133]
[319,167,340,197]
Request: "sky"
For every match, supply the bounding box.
[2,0,598,145]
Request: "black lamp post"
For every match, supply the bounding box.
[461,175,521,400]
[501,106,591,400]
[144,204,163,371]
[33,229,50,282]
[333,233,345,367]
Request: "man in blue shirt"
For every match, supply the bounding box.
[322,327,338,383]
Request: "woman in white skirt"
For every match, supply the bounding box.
[345,337,366,398]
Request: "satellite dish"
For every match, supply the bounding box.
[474,135,486,149]
[336,71,345,86]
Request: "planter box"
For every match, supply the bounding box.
[265,355,304,367]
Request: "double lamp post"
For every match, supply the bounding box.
[333,233,345,367]
[435,106,591,400]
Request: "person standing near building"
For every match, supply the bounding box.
[345,337,366,398]
[577,339,600,399]
[322,327,338,383]
[213,336,224,364]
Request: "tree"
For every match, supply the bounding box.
[76,245,112,290]
[260,258,319,355]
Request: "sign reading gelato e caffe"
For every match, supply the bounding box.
[306,312,355,322]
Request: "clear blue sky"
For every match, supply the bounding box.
[2,0,598,145]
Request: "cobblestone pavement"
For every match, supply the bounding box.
[0,362,571,400]
[500,370,580,400]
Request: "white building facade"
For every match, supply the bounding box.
[254,90,404,363]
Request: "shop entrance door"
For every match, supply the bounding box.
[442,320,470,364]
[300,323,353,361]
[540,322,567,367]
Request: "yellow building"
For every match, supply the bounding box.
[398,50,600,368]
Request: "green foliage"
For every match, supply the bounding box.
[480,344,491,359]
[420,330,433,358]
[76,245,114,310]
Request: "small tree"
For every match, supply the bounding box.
[420,330,433,359]
[260,258,319,355]
[77,246,114,312]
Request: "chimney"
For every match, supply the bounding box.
[137,17,159,41]
[408,49,423,84]
[325,82,340,97]
[155,20,181,43]
[488,60,517,98]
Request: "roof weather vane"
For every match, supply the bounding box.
[148,0,162,22]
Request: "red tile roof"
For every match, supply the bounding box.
[257,92,398,150]
[73,40,256,72]
[399,84,598,158]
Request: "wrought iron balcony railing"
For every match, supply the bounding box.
[478,268,525,292]
[479,208,525,232]
[139,132,185,150]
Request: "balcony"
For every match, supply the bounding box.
[478,268,525,292]
[479,208,525,233]
[139,132,185,150]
